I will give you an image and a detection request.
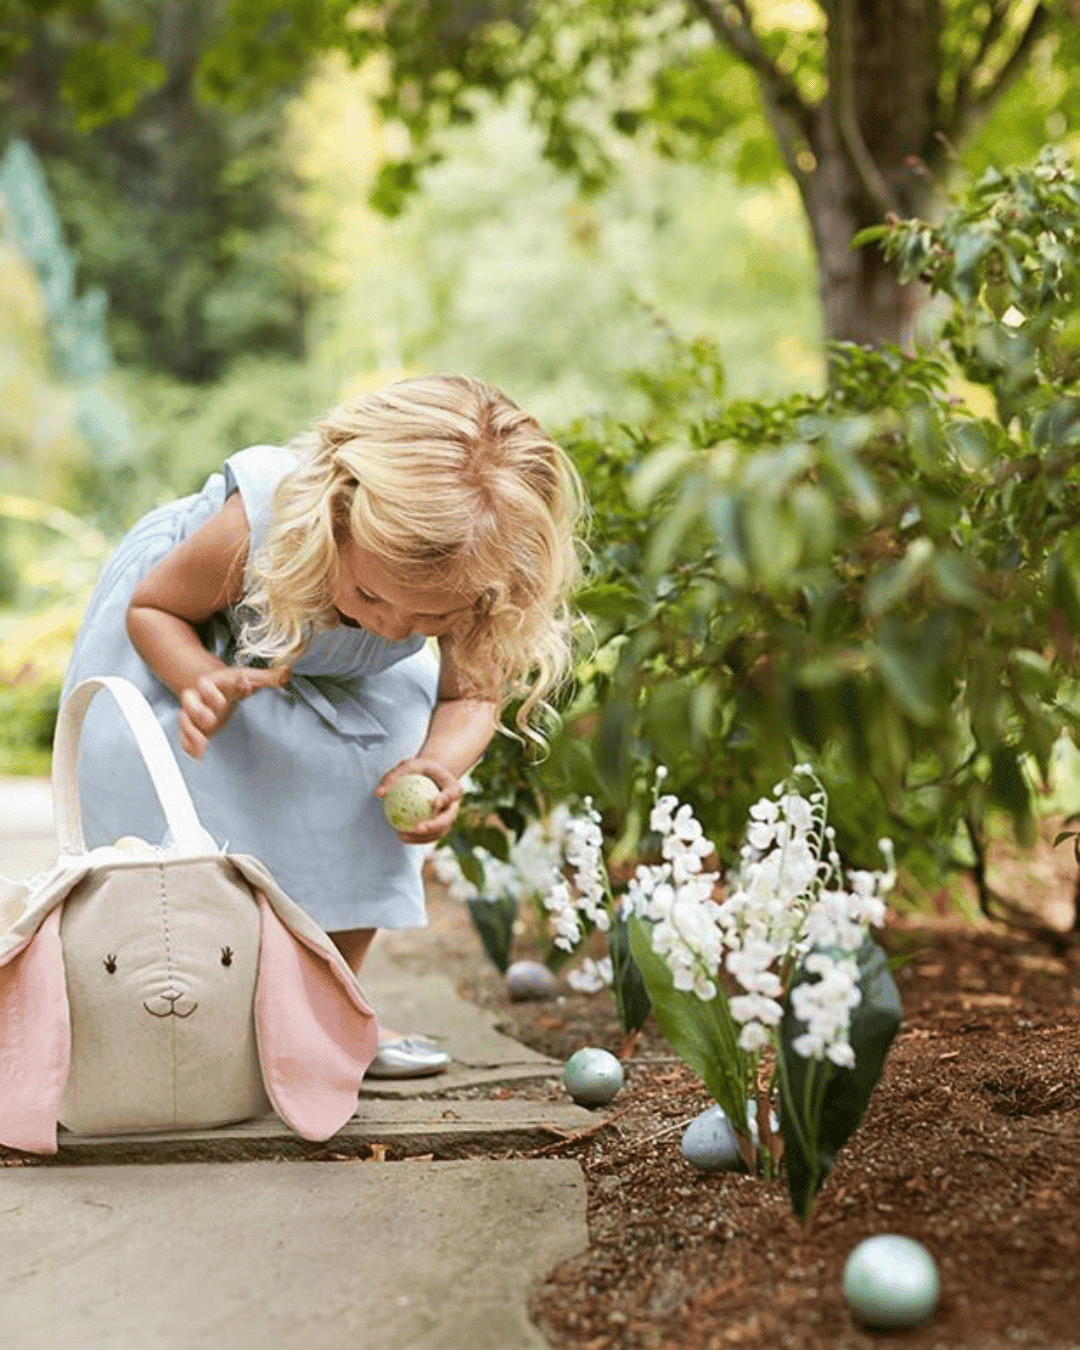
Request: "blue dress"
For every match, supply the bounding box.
[61,445,441,933]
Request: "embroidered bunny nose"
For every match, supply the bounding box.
[143,990,198,1019]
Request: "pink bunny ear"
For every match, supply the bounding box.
[0,908,70,1154]
[254,893,378,1141]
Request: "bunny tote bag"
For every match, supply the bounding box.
[0,676,379,1155]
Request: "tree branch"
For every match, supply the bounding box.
[685,0,816,192]
[951,1,1051,141]
[686,0,813,133]
[951,0,1011,125]
[830,0,900,217]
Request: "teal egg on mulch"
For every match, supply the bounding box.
[505,960,557,1001]
[680,1100,777,1172]
[563,1047,624,1107]
[843,1234,940,1329]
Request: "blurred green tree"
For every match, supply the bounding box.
[9,2,1075,364]
[0,0,326,381]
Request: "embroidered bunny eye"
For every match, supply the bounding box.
[104,955,117,974]
[221,947,234,967]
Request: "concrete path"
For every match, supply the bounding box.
[0,1160,585,1350]
[0,777,597,1349]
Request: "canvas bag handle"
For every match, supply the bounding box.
[52,676,210,857]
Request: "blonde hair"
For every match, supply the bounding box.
[236,374,587,743]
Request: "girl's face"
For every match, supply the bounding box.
[332,538,478,641]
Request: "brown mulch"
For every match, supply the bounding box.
[385,847,1080,1350]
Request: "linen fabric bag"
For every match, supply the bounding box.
[0,676,379,1154]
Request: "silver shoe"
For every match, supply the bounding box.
[365,1035,450,1079]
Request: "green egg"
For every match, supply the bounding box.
[843,1234,940,1329]
[563,1047,624,1107]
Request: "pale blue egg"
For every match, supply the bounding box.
[680,1099,778,1171]
[680,1104,744,1171]
[843,1234,940,1329]
[505,960,557,1001]
[563,1047,624,1106]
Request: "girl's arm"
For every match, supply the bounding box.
[375,635,500,842]
[126,492,290,757]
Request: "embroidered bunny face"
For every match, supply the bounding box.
[58,861,269,1135]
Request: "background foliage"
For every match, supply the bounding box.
[457,147,1080,920]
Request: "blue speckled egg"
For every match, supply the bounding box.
[843,1234,940,1329]
[563,1047,624,1107]
[680,1099,776,1172]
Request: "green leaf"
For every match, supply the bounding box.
[456,849,486,890]
[951,224,999,302]
[780,938,903,1220]
[989,746,1034,847]
[744,496,800,589]
[471,825,511,863]
[628,444,695,507]
[849,225,890,248]
[578,581,644,628]
[465,896,518,974]
[875,640,942,725]
[628,916,750,1131]
[607,914,651,1034]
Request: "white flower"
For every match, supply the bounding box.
[566,956,613,993]
[650,794,679,834]
[780,792,815,837]
[729,992,784,1028]
[738,1021,772,1052]
[544,879,582,951]
[827,1040,856,1068]
[788,952,862,1064]
[671,803,705,843]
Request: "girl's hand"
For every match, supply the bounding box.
[375,757,464,844]
[179,666,291,759]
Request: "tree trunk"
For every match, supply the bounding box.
[801,104,928,349]
[757,0,944,349]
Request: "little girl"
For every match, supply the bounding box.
[62,374,586,1077]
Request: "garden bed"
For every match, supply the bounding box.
[386,860,1080,1350]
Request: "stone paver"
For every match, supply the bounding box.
[0,1160,588,1350]
[38,1097,599,1166]
[358,941,565,1097]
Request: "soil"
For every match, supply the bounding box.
[384,829,1080,1350]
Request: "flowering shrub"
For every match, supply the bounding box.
[558,764,902,1220]
[429,806,573,973]
[451,147,1080,941]
[432,801,651,1029]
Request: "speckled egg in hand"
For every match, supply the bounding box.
[382,773,441,831]
[563,1047,624,1107]
[843,1234,940,1329]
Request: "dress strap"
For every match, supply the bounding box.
[222,444,300,554]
